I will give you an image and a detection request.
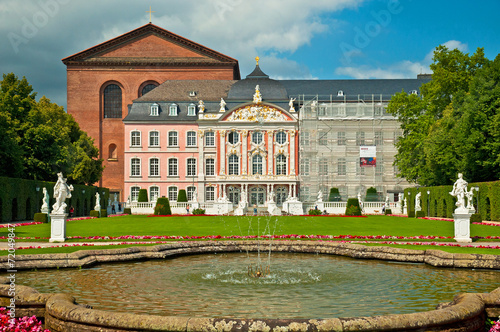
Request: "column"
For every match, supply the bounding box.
[219,130,226,175]
[198,130,205,178]
[267,130,274,175]
[289,130,296,175]
[241,130,248,175]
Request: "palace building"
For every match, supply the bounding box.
[64,23,430,211]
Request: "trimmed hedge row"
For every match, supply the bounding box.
[404,180,500,221]
[0,176,109,222]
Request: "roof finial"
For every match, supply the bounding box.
[255,56,259,66]
[146,6,155,23]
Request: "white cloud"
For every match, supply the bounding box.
[335,39,469,79]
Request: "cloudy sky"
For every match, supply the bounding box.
[1,0,499,109]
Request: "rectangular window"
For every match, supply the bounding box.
[168,132,178,146]
[300,158,310,176]
[319,158,328,176]
[187,131,197,147]
[169,104,177,116]
[149,158,159,176]
[356,162,365,176]
[375,131,383,146]
[150,104,159,116]
[205,187,215,201]
[187,158,196,176]
[188,104,196,116]
[168,187,178,201]
[168,159,178,176]
[205,159,215,176]
[187,186,196,201]
[376,158,384,176]
[356,132,365,146]
[131,131,141,147]
[205,132,215,147]
[337,132,346,145]
[149,131,159,147]
[149,186,159,202]
[393,131,401,144]
[300,132,310,146]
[300,186,310,202]
[337,158,346,176]
[131,187,140,202]
[131,158,141,176]
[319,131,328,146]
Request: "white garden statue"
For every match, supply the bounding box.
[41,187,49,212]
[449,173,468,212]
[94,192,101,211]
[52,172,74,214]
[465,187,476,211]
[289,97,296,112]
[415,192,422,211]
[220,98,226,112]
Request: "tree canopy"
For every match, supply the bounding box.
[387,46,499,186]
[0,73,103,185]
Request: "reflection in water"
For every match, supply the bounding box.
[13,253,499,319]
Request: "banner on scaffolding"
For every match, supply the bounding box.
[360,146,376,167]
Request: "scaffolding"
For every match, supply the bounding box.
[296,94,408,202]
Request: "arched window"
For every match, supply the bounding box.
[131,131,141,147]
[252,131,263,145]
[168,186,178,201]
[168,158,178,176]
[141,84,158,97]
[131,186,140,202]
[276,154,287,175]
[150,186,159,202]
[252,155,263,175]
[228,154,239,175]
[187,186,196,201]
[103,84,122,118]
[108,144,117,160]
[149,131,159,147]
[186,131,197,147]
[168,131,178,146]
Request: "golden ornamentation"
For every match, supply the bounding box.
[225,105,287,122]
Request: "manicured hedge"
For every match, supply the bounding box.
[34,213,48,223]
[90,210,100,218]
[154,197,171,215]
[138,189,148,202]
[328,188,342,202]
[404,180,500,221]
[345,198,362,216]
[0,176,109,222]
[177,189,188,202]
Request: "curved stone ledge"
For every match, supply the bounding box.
[0,241,499,331]
[1,240,499,271]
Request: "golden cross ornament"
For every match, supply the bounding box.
[146,6,155,23]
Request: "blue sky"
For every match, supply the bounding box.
[0,0,499,109]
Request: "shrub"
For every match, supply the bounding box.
[138,189,148,202]
[34,213,48,223]
[384,209,392,215]
[345,198,362,216]
[308,209,322,215]
[328,188,342,202]
[90,210,100,218]
[100,209,107,218]
[192,208,205,215]
[365,187,379,202]
[177,189,188,202]
[154,197,171,215]
[123,208,132,215]
[416,211,426,218]
[470,213,482,223]
[408,210,415,218]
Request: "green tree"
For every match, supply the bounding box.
[387,46,490,186]
[138,189,148,202]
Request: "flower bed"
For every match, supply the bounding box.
[0,307,49,331]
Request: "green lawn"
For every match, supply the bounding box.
[2,215,500,239]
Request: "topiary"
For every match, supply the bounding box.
[308,209,322,215]
[138,189,148,202]
[100,209,108,218]
[345,198,362,216]
[34,213,48,223]
[328,188,342,202]
[470,213,482,223]
[365,187,379,202]
[416,211,426,218]
[192,208,205,215]
[408,210,415,218]
[384,209,392,215]
[123,208,132,215]
[90,210,100,218]
[177,189,188,202]
[154,197,171,215]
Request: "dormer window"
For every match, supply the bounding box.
[337,90,344,97]
[411,90,418,95]
[169,103,178,116]
[150,103,159,116]
[187,103,196,116]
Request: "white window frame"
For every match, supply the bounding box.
[300,158,310,176]
[276,154,287,175]
[205,132,215,147]
[319,158,328,176]
[186,131,197,147]
[187,186,196,201]
[168,158,178,177]
[168,131,178,147]
[205,186,215,202]
[131,158,141,176]
[252,154,263,175]
[168,186,178,201]
[149,186,159,202]
[205,158,215,176]
[228,154,239,175]
[131,186,140,202]
[169,104,178,116]
[187,103,196,116]
[131,131,141,147]
[338,158,346,176]
[252,131,263,145]
[337,132,346,146]
[149,157,159,177]
[150,103,159,116]
[276,131,287,145]
[375,131,383,146]
[149,131,159,147]
[187,158,197,177]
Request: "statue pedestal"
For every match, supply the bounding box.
[283,200,303,215]
[267,202,281,216]
[49,213,67,242]
[234,202,248,216]
[191,202,200,210]
[453,211,472,243]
